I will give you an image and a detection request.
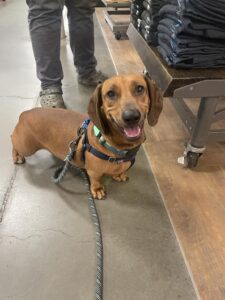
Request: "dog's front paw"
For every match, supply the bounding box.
[91,186,106,200]
[112,173,129,182]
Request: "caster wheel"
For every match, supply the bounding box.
[186,152,201,168]
[115,32,121,40]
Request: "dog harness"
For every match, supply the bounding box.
[93,125,130,157]
[66,118,140,167]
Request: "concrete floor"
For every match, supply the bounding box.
[0,1,197,299]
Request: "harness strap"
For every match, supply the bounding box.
[63,117,138,167]
[93,125,129,157]
[82,128,137,165]
[84,142,136,164]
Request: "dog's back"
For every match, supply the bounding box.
[11,108,87,162]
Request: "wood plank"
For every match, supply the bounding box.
[144,101,225,300]
[96,8,225,300]
[96,8,144,74]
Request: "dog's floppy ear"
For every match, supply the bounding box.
[88,84,109,134]
[144,76,163,126]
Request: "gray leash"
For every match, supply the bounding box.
[81,169,103,300]
[52,138,103,300]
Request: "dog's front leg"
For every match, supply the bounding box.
[87,170,105,200]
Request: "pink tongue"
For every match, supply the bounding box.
[124,127,141,138]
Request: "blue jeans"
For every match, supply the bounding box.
[26,0,98,89]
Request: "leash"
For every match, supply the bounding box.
[52,119,103,300]
[52,118,140,300]
[81,169,103,300]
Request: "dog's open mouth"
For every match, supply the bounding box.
[110,116,143,140]
[123,126,141,139]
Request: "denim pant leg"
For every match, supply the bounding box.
[65,0,98,77]
[26,0,64,89]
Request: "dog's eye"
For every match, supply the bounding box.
[106,90,117,100]
[135,85,145,95]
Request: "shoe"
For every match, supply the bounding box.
[39,87,65,108]
[78,71,108,86]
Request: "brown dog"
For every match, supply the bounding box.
[11,74,163,199]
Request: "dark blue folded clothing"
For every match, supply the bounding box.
[131,0,145,20]
[157,44,225,68]
[158,33,225,55]
[143,1,152,12]
[157,31,225,68]
[131,8,143,17]
[133,0,225,69]
[158,15,225,40]
[189,0,225,20]
[131,15,140,28]
[139,13,158,44]
[159,4,178,18]
[155,0,225,68]
[139,19,151,31]
[132,0,145,5]
[141,10,154,25]
[131,2,144,10]
[142,30,157,44]
[178,0,225,27]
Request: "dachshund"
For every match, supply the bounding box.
[11,74,163,199]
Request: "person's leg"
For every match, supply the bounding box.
[26,0,65,107]
[65,0,107,85]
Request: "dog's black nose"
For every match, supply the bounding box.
[122,109,141,125]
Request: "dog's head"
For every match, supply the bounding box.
[88,74,163,144]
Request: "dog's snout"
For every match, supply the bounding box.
[122,109,141,125]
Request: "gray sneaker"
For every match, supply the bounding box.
[39,87,65,109]
[78,71,108,86]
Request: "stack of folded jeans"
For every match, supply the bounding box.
[131,0,168,45]
[139,0,161,45]
[130,0,144,29]
[157,0,225,68]
[131,0,177,45]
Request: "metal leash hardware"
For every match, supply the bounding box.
[52,127,84,183]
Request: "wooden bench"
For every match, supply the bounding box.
[128,23,225,167]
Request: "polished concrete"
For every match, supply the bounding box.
[0,1,197,299]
